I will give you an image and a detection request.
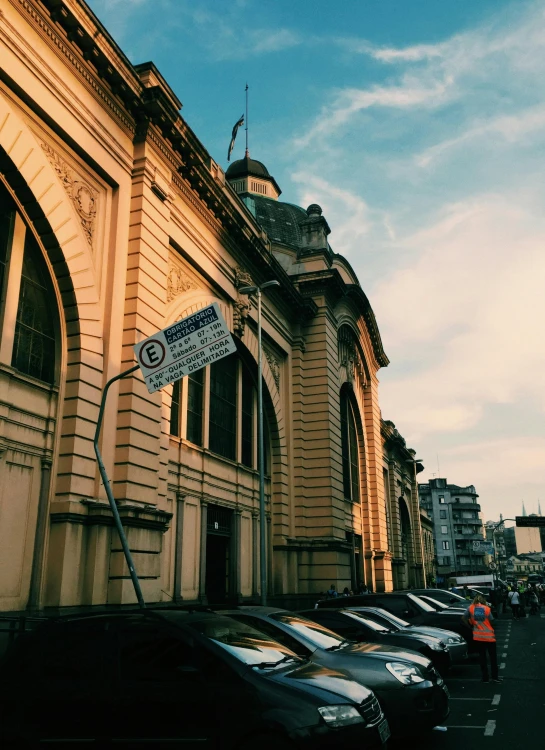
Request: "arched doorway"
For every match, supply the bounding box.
[398,497,412,589]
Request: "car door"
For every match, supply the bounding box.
[109,614,257,748]
[1,619,115,744]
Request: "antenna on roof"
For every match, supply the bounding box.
[245,83,249,157]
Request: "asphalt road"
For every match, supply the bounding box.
[390,609,545,749]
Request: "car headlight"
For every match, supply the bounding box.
[447,636,464,644]
[317,705,364,728]
[386,662,426,685]
[429,642,443,651]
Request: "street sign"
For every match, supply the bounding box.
[472,540,494,555]
[134,302,236,393]
[515,516,545,527]
[488,562,497,570]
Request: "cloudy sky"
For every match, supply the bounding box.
[87,0,545,522]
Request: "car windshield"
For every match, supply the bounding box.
[187,615,301,667]
[270,613,347,650]
[407,593,435,613]
[344,611,391,632]
[362,608,409,629]
[420,596,448,611]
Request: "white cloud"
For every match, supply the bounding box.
[373,194,545,442]
[417,106,545,167]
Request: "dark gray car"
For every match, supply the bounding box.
[221,607,449,738]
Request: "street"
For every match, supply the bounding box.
[390,610,544,749]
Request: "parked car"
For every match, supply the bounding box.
[220,607,449,737]
[340,607,468,664]
[316,593,473,647]
[416,595,467,613]
[298,608,451,673]
[0,609,390,749]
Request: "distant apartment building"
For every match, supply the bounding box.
[419,478,486,583]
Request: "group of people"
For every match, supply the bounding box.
[324,583,370,598]
[505,583,543,618]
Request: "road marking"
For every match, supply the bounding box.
[450,697,492,701]
[500,662,506,670]
[447,725,486,729]
[502,652,507,657]
[484,720,497,736]
[492,695,501,706]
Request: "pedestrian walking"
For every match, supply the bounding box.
[462,595,503,684]
[508,589,521,619]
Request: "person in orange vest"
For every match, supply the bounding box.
[462,594,503,683]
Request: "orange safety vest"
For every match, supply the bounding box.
[468,603,495,642]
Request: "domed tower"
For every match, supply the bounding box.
[226,155,282,200]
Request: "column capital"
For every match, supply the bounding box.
[41,456,53,470]
[176,491,186,503]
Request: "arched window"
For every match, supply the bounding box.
[340,388,361,502]
[169,350,265,472]
[0,182,58,384]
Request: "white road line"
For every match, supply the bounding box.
[492,695,501,706]
[447,725,486,730]
[450,697,492,701]
[502,652,507,657]
[484,720,497,736]
[500,662,506,670]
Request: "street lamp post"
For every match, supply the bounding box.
[239,280,280,606]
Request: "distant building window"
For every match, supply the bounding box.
[440,510,447,519]
[441,525,448,534]
[442,541,450,550]
[439,496,445,504]
[442,556,451,566]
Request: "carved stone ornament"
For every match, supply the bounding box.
[338,328,366,386]
[41,142,97,246]
[233,266,254,338]
[265,351,280,392]
[167,263,199,302]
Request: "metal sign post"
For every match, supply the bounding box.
[93,363,146,608]
[93,303,237,608]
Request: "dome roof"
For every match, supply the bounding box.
[226,156,271,180]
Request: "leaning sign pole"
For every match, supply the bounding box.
[93,302,236,607]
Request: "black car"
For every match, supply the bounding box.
[316,593,473,646]
[0,609,389,749]
[299,608,451,673]
[221,607,449,737]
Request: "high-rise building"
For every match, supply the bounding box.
[419,478,486,583]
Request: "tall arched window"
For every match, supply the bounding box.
[0,181,58,384]
[169,350,266,472]
[340,388,361,502]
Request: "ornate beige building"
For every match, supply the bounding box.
[0,0,425,613]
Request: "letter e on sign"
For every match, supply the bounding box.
[138,339,166,370]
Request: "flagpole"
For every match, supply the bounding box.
[245,83,249,156]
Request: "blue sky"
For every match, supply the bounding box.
[87,0,545,523]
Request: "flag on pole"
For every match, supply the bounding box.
[227,114,244,161]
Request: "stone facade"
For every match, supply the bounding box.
[0,0,399,613]
[381,420,426,589]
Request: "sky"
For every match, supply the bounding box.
[86,0,545,523]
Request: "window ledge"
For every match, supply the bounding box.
[0,363,59,393]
